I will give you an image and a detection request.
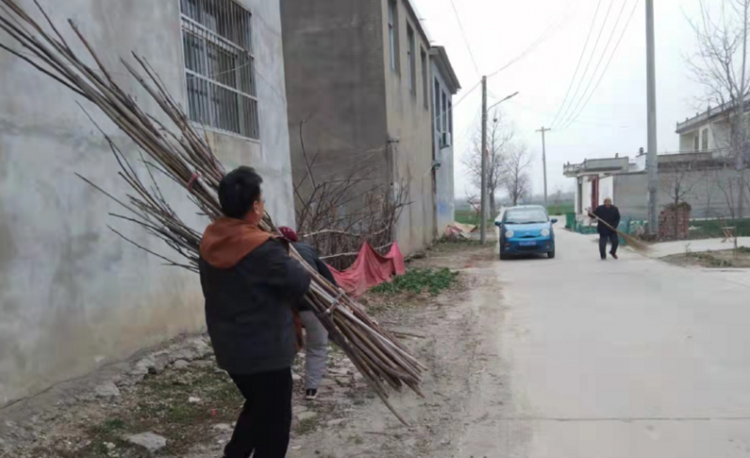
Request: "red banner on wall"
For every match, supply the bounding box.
[327,242,406,297]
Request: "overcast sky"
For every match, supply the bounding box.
[411,0,706,199]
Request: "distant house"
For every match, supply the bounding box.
[675,101,746,155]
[562,101,750,221]
[564,150,736,220]
[281,0,460,254]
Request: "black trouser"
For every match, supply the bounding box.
[224,368,292,458]
[599,233,619,259]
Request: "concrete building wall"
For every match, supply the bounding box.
[680,119,732,153]
[679,131,698,152]
[709,120,732,151]
[614,170,743,220]
[612,174,649,219]
[431,61,455,235]
[382,0,434,254]
[581,177,593,213]
[0,0,293,405]
[599,176,614,203]
[281,0,390,207]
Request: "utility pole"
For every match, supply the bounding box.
[536,127,551,209]
[480,75,488,244]
[646,0,659,235]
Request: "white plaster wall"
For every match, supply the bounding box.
[431,60,455,235]
[0,0,293,405]
[600,176,614,203]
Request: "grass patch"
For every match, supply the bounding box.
[93,418,127,435]
[295,417,318,435]
[371,268,459,296]
[454,210,495,227]
[455,209,481,226]
[686,251,734,267]
[547,203,574,215]
[664,248,750,268]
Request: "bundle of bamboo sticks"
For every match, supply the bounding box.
[0,0,423,424]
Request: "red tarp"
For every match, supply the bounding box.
[328,242,406,297]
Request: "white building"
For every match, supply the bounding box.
[676,103,738,154]
[0,0,294,406]
[430,46,461,236]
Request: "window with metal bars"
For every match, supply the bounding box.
[180,0,259,139]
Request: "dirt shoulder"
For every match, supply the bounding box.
[662,247,750,268]
[0,240,502,458]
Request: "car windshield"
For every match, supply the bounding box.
[504,208,548,224]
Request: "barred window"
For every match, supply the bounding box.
[180,0,259,139]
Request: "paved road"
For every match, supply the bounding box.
[462,228,750,457]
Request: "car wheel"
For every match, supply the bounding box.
[548,249,556,259]
[500,252,509,260]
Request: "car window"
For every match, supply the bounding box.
[504,208,548,224]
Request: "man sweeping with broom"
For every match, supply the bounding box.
[200,166,310,458]
[589,198,621,260]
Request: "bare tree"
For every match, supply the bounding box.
[465,193,482,224]
[551,186,564,214]
[293,122,410,269]
[712,166,742,219]
[463,109,514,216]
[660,158,706,237]
[504,143,532,206]
[686,0,750,217]
[661,159,706,207]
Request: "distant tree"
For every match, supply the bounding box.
[661,157,707,237]
[551,186,563,214]
[464,109,514,217]
[686,0,750,217]
[465,193,482,224]
[504,144,532,206]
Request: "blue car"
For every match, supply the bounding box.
[494,205,557,260]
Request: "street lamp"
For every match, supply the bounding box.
[487,91,519,112]
[479,90,519,244]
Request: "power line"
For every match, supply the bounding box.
[486,0,580,80]
[552,0,616,129]
[449,0,481,75]
[557,0,632,130]
[559,0,641,131]
[509,101,630,127]
[548,0,603,129]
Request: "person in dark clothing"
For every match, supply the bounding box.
[589,197,621,260]
[199,167,310,458]
[278,226,337,401]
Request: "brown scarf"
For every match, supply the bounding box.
[200,217,272,268]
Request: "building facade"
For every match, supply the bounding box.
[564,151,738,221]
[431,46,461,236]
[676,103,739,154]
[281,0,458,254]
[0,0,293,405]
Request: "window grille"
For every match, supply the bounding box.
[180,0,259,139]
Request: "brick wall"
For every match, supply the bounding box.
[659,204,691,240]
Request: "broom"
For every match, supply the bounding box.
[588,212,651,254]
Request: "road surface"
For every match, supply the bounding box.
[457,228,750,457]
